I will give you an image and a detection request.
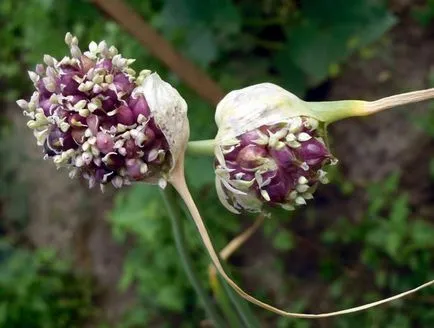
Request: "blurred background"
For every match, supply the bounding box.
[1,0,434,327]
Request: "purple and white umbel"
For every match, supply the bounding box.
[214,83,337,213]
[17,33,188,190]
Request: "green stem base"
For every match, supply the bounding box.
[187,139,215,157]
[161,186,226,327]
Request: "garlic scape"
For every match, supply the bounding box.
[179,82,434,318]
[211,82,434,214]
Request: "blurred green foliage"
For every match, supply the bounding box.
[315,173,434,328]
[3,0,434,327]
[0,241,96,328]
[109,181,241,326]
[412,0,434,27]
[0,120,30,230]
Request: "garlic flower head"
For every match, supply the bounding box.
[17,33,188,190]
[214,83,336,214]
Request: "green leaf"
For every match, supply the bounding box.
[156,285,185,311]
[389,194,410,226]
[385,232,402,259]
[277,0,395,88]
[109,184,163,241]
[272,230,294,251]
[273,51,307,96]
[161,0,240,31]
[184,27,218,67]
[409,220,434,248]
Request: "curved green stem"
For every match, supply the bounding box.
[308,100,365,123]
[161,187,226,327]
[211,276,246,327]
[219,274,260,328]
[187,139,215,157]
[308,87,434,123]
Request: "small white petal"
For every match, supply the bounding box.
[288,190,298,200]
[112,176,123,188]
[303,193,313,200]
[281,204,295,211]
[16,99,29,109]
[84,128,93,137]
[71,36,79,46]
[289,117,302,133]
[74,99,87,110]
[65,32,73,45]
[89,41,98,53]
[297,132,312,142]
[71,45,82,58]
[118,147,127,156]
[318,170,329,184]
[108,45,118,56]
[59,122,70,132]
[300,162,309,171]
[75,156,84,167]
[43,54,56,67]
[260,189,271,201]
[28,71,39,83]
[82,152,93,165]
[78,109,90,117]
[296,184,309,193]
[158,178,167,189]
[140,163,148,174]
[82,142,90,151]
[286,133,296,142]
[295,196,306,205]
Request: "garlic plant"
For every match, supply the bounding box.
[17,32,434,321]
[196,81,434,317]
[210,82,434,214]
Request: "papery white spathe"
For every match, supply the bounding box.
[133,73,189,179]
[214,83,317,144]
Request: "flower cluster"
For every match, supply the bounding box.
[17,33,187,189]
[215,117,336,213]
[213,83,337,213]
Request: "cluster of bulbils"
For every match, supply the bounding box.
[215,117,335,214]
[17,33,188,190]
[17,33,334,212]
[214,83,337,213]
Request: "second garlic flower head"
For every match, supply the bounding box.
[214,83,337,214]
[17,33,188,189]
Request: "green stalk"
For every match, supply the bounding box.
[218,269,261,328]
[308,100,365,123]
[177,195,260,327]
[211,275,245,327]
[161,187,226,328]
[187,139,215,157]
[308,88,434,123]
